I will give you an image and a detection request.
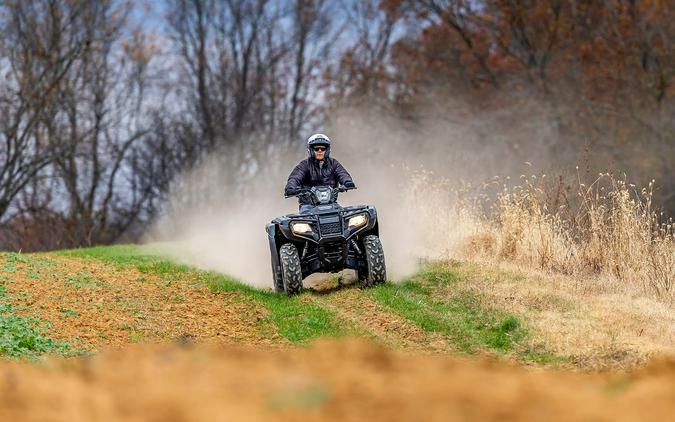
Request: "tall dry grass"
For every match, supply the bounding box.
[405,170,675,302]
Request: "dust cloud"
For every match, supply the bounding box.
[148,151,289,288]
[150,102,555,289]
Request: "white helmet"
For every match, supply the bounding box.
[306,133,331,159]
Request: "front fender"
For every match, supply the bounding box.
[346,206,378,240]
[266,224,282,281]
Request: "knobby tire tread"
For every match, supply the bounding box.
[280,243,303,295]
[363,235,386,287]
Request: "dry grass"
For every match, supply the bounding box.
[450,261,675,369]
[486,174,673,300]
[406,170,674,302]
[402,170,675,367]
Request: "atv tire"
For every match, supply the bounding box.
[362,235,386,287]
[272,268,284,293]
[279,243,303,295]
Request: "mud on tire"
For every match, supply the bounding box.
[280,243,303,295]
[362,235,386,287]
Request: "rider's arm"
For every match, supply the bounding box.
[332,159,355,188]
[285,161,308,195]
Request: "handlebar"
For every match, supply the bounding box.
[284,185,356,199]
[284,188,310,199]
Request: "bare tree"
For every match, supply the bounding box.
[0,0,90,220]
[160,0,339,209]
[0,0,159,249]
[50,1,157,246]
[324,0,403,109]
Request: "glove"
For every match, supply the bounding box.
[285,187,299,196]
[344,180,355,188]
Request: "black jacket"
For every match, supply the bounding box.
[285,157,354,204]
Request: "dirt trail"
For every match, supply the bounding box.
[3,255,281,350]
[1,339,674,421]
[307,284,451,353]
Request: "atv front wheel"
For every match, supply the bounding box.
[279,243,303,295]
[362,235,386,287]
[272,268,284,293]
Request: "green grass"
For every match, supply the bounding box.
[0,264,72,359]
[207,275,354,343]
[3,252,54,274]
[365,262,558,362]
[0,311,71,358]
[61,245,352,344]
[58,245,561,362]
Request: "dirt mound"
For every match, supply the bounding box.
[1,339,673,421]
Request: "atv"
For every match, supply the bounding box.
[266,185,386,295]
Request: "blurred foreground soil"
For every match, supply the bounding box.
[1,339,673,422]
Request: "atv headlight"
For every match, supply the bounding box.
[347,214,368,229]
[291,222,312,235]
[316,189,331,203]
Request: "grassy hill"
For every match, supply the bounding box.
[1,244,671,369]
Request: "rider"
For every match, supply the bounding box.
[285,133,356,212]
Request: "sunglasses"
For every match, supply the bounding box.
[312,146,326,152]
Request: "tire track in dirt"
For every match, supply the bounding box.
[2,255,285,351]
[306,284,452,353]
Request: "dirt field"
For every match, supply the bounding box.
[1,250,674,420]
[2,255,279,351]
[1,339,674,421]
